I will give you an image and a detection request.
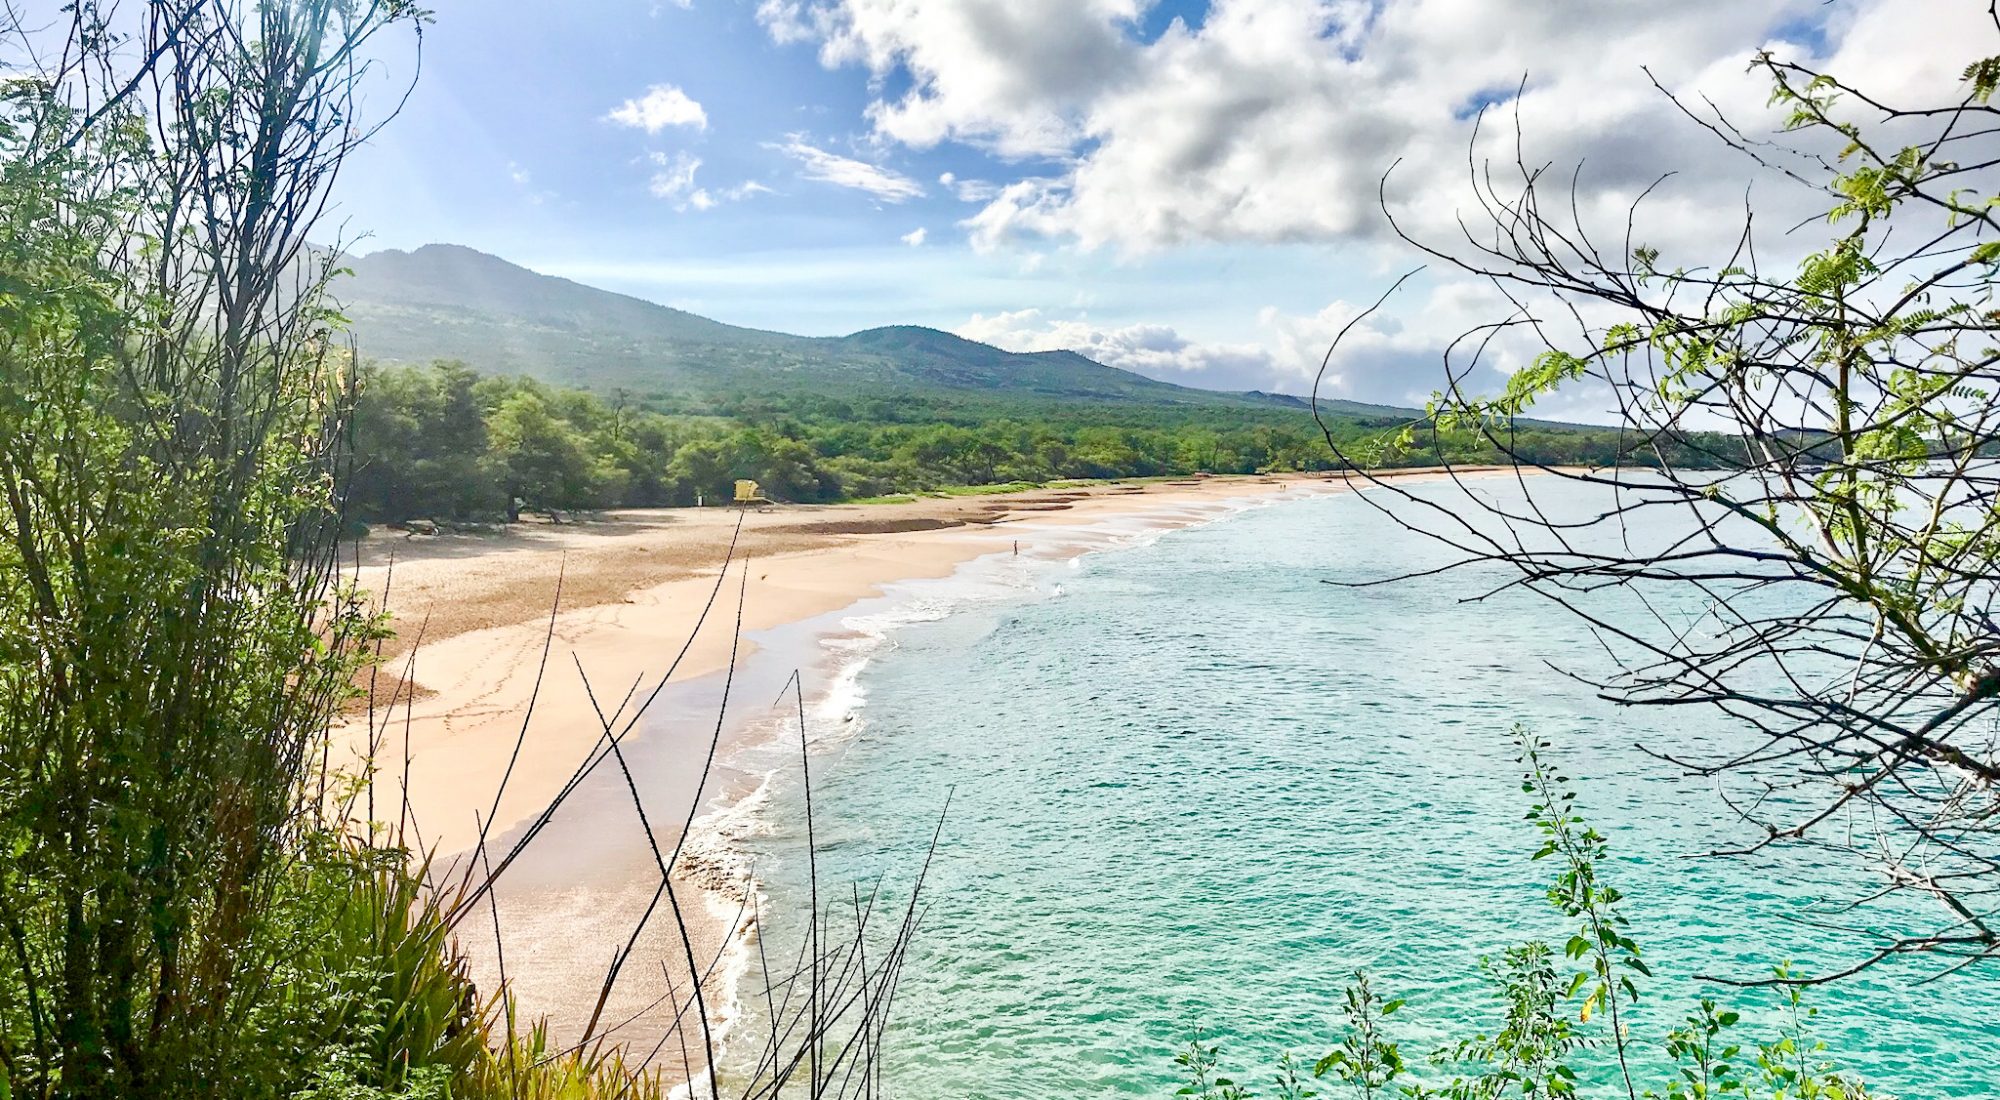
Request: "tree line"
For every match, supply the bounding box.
[344,360,1732,523]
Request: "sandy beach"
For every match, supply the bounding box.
[332,468,1488,1068]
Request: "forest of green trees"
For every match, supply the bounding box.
[344,360,1725,522]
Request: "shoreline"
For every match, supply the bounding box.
[331,468,1499,1069]
[682,483,1326,1075]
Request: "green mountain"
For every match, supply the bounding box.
[332,244,1365,417]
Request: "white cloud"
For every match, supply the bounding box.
[962,178,1067,252]
[506,162,557,206]
[647,151,701,200]
[758,0,1143,157]
[954,276,1545,402]
[773,0,2000,408]
[768,0,1992,258]
[607,84,708,133]
[1257,281,1536,404]
[939,171,1001,203]
[958,308,1279,390]
[644,155,774,213]
[901,227,928,246]
[772,137,924,201]
[756,0,817,44]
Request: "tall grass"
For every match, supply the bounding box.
[270,841,673,1100]
[0,5,921,1097]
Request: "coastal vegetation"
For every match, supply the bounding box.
[0,3,919,1096]
[1,0,1994,1098]
[341,360,1735,522]
[323,230,1748,522]
[0,2,486,1093]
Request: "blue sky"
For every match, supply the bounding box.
[331,0,1967,404]
[335,1,1372,358]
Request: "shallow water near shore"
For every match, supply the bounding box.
[729,477,2000,1099]
[451,491,1278,1059]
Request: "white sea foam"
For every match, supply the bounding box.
[694,484,1329,884]
[687,483,1341,1072]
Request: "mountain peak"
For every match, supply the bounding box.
[373,241,497,259]
[840,325,989,353]
[349,241,519,274]
[332,242,1316,413]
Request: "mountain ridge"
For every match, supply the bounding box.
[333,244,1384,417]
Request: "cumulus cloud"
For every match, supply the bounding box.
[959,308,1282,391]
[901,227,928,246]
[607,84,708,133]
[772,138,925,201]
[1260,281,1539,403]
[758,0,1143,157]
[955,276,1554,403]
[755,0,816,44]
[767,0,1991,259]
[775,0,1998,407]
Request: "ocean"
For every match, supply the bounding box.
[719,476,2000,1099]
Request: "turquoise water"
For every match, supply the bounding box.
[733,480,2000,1099]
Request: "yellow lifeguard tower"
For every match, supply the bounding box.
[733,479,771,506]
